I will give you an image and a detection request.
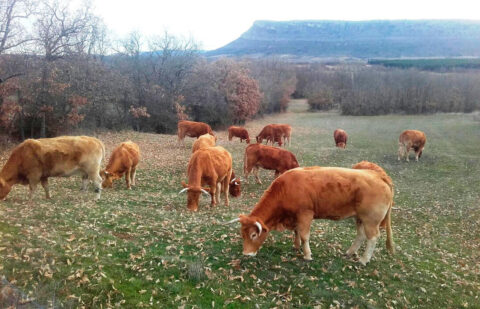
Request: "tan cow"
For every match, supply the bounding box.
[0,136,105,201]
[177,120,214,142]
[228,126,250,143]
[101,141,140,189]
[226,161,394,265]
[334,129,348,148]
[244,143,299,184]
[398,130,427,161]
[180,146,232,211]
[192,133,217,153]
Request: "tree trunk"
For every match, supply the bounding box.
[19,112,25,140]
[40,113,46,137]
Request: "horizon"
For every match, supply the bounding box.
[92,0,480,50]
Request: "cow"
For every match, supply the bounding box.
[0,136,105,201]
[179,146,232,211]
[228,126,250,144]
[276,124,292,146]
[334,129,348,149]
[192,133,217,153]
[228,170,241,197]
[243,143,299,184]
[398,130,427,162]
[225,161,394,265]
[101,141,140,189]
[177,120,215,142]
[256,124,283,147]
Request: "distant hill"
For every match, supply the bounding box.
[207,20,480,60]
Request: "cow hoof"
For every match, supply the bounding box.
[358,258,369,266]
[303,256,313,261]
[344,252,358,259]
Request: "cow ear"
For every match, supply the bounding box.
[181,181,188,188]
[250,231,258,240]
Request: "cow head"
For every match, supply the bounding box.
[246,137,251,144]
[336,142,346,149]
[100,170,120,188]
[180,181,210,211]
[256,135,262,143]
[0,178,11,200]
[238,215,269,256]
[229,174,241,197]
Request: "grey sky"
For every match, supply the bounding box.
[93,0,480,50]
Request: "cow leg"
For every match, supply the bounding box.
[131,167,137,186]
[223,175,230,206]
[28,181,38,201]
[358,223,380,265]
[81,174,89,191]
[41,178,51,199]
[88,170,102,200]
[293,230,301,250]
[297,216,313,260]
[125,168,132,189]
[210,185,216,207]
[405,146,411,162]
[253,167,262,184]
[346,219,366,257]
[215,182,221,205]
[397,143,404,161]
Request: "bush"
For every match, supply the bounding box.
[307,90,334,110]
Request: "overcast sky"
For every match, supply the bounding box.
[94,0,480,50]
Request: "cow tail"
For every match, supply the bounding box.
[384,202,395,255]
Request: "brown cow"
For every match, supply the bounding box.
[243,143,299,184]
[101,141,140,189]
[276,124,292,146]
[226,161,394,265]
[192,134,217,153]
[177,120,214,142]
[334,129,348,149]
[228,170,241,197]
[228,126,250,143]
[256,124,283,147]
[398,130,427,162]
[0,136,105,201]
[180,146,232,211]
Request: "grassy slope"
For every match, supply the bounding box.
[0,100,479,308]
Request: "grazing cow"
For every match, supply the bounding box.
[226,161,394,265]
[398,130,427,162]
[256,124,283,147]
[228,170,241,197]
[243,143,299,184]
[0,136,105,201]
[276,124,292,146]
[192,134,217,153]
[101,141,140,189]
[256,124,291,147]
[228,126,250,144]
[180,146,232,211]
[334,129,348,149]
[177,120,214,142]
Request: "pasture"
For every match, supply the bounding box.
[0,100,479,308]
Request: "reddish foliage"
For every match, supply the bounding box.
[129,106,151,119]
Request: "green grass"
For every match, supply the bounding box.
[1,99,479,308]
[369,58,480,70]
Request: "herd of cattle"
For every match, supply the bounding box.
[0,119,427,265]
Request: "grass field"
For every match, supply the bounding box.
[1,100,479,308]
[368,58,480,70]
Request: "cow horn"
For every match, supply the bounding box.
[234,182,239,185]
[178,187,189,194]
[223,218,240,225]
[255,221,262,236]
[200,189,210,195]
[231,178,236,182]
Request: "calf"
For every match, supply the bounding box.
[226,161,394,265]
[0,136,104,201]
[243,143,299,184]
[256,124,283,147]
[398,130,427,161]
[177,120,214,142]
[192,133,217,153]
[334,129,348,148]
[101,141,140,189]
[228,126,250,143]
[180,146,232,211]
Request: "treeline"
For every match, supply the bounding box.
[296,64,480,115]
[368,58,480,71]
[0,0,296,139]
